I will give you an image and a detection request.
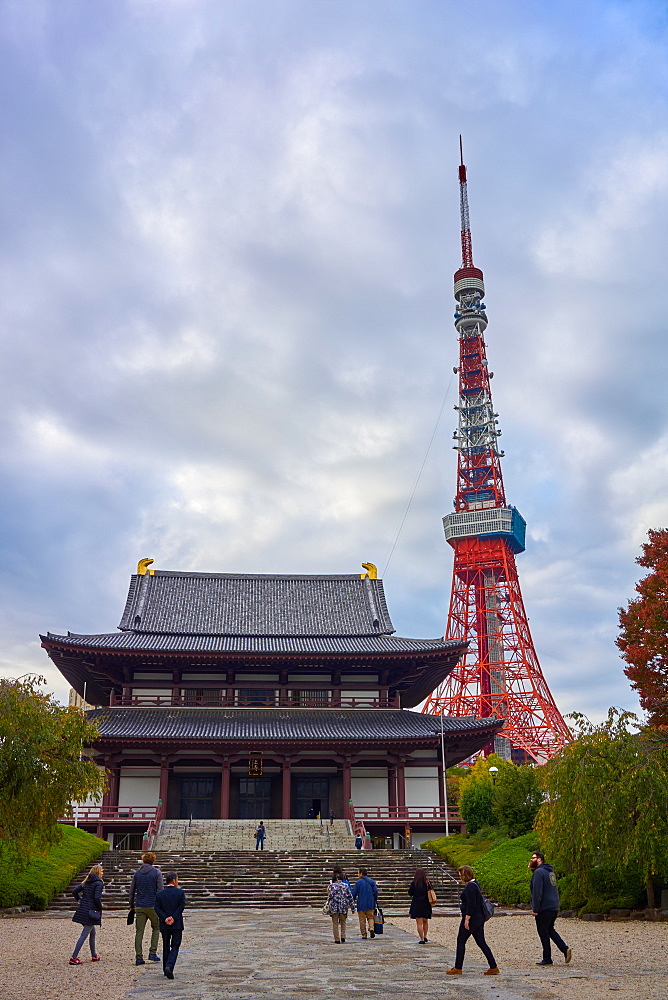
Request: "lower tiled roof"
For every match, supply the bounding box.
[87,707,502,742]
[44,632,459,655]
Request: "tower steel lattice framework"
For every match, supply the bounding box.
[422,141,571,762]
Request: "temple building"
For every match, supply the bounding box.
[42,561,503,846]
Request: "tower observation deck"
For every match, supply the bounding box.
[423,141,571,763]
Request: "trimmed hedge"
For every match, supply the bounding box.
[423,831,539,905]
[0,825,108,910]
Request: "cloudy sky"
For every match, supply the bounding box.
[1,0,667,724]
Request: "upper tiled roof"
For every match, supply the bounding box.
[118,571,394,637]
[87,706,503,742]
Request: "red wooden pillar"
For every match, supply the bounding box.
[220,760,231,819]
[159,757,170,812]
[396,759,406,816]
[388,764,397,818]
[342,758,351,817]
[281,757,292,819]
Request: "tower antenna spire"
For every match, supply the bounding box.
[458,136,474,269]
[422,143,571,763]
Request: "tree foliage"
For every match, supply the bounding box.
[0,676,105,856]
[493,763,542,838]
[458,754,507,834]
[535,709,668,908]
[617,528,668,729]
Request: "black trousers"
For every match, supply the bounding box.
[454,918,496,969]
[535,910,567,962]
[161,927,183,972]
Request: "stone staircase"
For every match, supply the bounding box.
[153,818,354,852]
[50,849,461,912]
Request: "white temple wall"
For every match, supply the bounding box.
[118,767,160,807]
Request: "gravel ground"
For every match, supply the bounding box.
[2,910,667,1000]
[0,913,148,1000]
[388,914,668,1000]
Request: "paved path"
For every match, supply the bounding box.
[123,909,534,1000]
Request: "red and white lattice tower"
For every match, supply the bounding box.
[422,140,571,763]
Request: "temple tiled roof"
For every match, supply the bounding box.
[44,631,457,655]
[87,706,503,743]
[118,571,394,636]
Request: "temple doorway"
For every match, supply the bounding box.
[296,778,329,818]
[179,777,214,819]
[239,777,272,818]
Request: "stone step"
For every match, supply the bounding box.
[50,848,461,911]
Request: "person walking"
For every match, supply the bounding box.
[255,821,266,851]
[327,870,355,943]
[329,808,335,826]
[129,851,164,965]
[446,865,499,976]
[69,863,104,965]
[351,866,378,939]
[408,867,433,943]
[154,872,186,980]
[530,851,572,966]
[354,834,363,850]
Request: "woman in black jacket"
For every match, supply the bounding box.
[407,867,433,943]
[69,864,104,965]
[446,865,499,976]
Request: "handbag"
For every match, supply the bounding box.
[483,897,495,922]
[427,886,438,905]
[373,906,384,934]
[127,908,135,925]
[89,908,102,921]
[322,899,331,915]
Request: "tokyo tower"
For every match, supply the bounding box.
[423,140,571,763]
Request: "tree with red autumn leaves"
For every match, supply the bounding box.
[617,529,668,729]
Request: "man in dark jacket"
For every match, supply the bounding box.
[154,872,187,979]
[530,852,572,966]
[129,851,164,965]
[352,867,379,939]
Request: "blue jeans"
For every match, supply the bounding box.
[256,837,264,850]
[73,924,97,958]
[454,919,496,969]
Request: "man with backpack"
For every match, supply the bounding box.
[530,851,572,966]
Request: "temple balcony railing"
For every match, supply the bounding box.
[351,805,464,823]
[109,691,401,709]
[59,805,158,824]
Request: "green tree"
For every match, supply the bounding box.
[0,675,105,856]
[535,709,668,908]
[617,528,668,729]
[458,754,509,834]
[493,764,542,838]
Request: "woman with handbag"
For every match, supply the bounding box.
[69,863,104,965]
[446,865,499,976]
[327,870,355,943]
[407,867,434,943]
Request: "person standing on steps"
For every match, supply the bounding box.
[446,865,499,976]
[154,872,186,980]
[530,851,572,966]
[351,866,378,939]
[129,851,163,965]
[407,867,433,944]
[329,808,335,826]
[69,863,104,965]
[327,870,356,943]
[354,833,363,850]
[255,821,266,851]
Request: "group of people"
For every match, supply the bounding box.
[326,866,379,942]
[69,847,571,979]
[69,851,186,980]
[407,850,572,975]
